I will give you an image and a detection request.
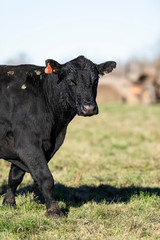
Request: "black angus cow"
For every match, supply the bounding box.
[0,56,116,217]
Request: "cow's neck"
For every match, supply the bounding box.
[43,75,76,128]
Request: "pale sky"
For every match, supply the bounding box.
[0,0,160,65]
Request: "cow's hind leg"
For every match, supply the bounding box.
[3,163,25,206]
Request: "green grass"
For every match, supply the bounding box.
[1,102,160,239]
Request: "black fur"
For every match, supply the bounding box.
[0,56,116,217]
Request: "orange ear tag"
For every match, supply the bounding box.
[45,63,53,74]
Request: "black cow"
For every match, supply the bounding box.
[0,56,116,217]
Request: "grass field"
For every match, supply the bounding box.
[1,102,160,240]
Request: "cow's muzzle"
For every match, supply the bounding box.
[81,104,98,116]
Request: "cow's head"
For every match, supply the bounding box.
[45,56,116,116]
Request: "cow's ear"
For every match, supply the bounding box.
[97,61,116,75]
[45,59,62,74]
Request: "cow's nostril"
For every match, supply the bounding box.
[82,105,88,112]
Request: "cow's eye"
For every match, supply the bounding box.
[68,79,76,86]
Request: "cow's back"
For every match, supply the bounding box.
[0,64,45,142]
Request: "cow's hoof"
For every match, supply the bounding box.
[3,198,16,207]
[45,210,64,218]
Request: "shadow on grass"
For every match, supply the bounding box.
[1,182,160,209]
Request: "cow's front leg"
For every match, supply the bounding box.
[33,165,63,218]
[17,143,63,218]
[31,161,63,218]
[3,163,25,206]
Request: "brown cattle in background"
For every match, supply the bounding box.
[97,57,160,105]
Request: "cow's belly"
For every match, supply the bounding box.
[0,132,17,160]
[0,133,29,172]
